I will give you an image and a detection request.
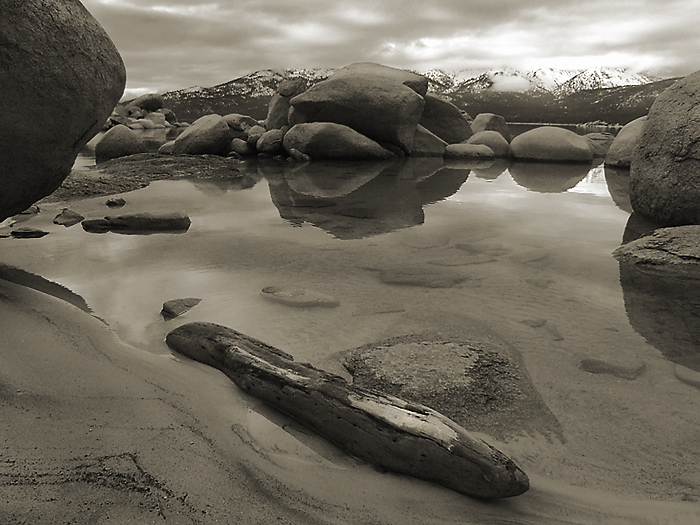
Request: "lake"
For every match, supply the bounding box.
[2,129,699,523]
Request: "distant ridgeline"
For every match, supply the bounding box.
[161,67,679,125]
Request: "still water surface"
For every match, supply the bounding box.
[3,140,700,522]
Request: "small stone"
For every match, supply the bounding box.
[53,208,85,227]
[161,298,202,320]
[11,227,49,239]
[261,286,340,307]
[106,197,126,208]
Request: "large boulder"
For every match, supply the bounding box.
[170,114,232,155]
[510,127,593,163]
[0,0,126,222]
[418,93,473,144]
[605,117,647,168]
[467,131,511,157]
[95,125,147,162]
[282,122,395,160]
[630,72,700,225]
[289,64,425,153]
[471,113,512,143]
[329,62,429,96]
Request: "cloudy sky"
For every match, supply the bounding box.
[82,0,700,99]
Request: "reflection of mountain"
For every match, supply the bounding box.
[509,162,590,193]
[618,255,700,371]
[266,159,469,239]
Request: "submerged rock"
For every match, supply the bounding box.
[261,286,340,307]
[343,332,562,440]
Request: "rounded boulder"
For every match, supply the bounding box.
[510,127,593,163]
[467,131,511,157]
[630,71,700,225]
[0,0,126,221]
[605,117,647,168]
[95,125,147,162]
[283,122,395,160]
[171,114,232,155]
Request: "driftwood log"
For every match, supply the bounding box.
[165,322,529,499]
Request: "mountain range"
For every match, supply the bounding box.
[161,67,679,126]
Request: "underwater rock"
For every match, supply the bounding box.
[261,286,340,307]
[53,208,85,227]
[579,357,646,380]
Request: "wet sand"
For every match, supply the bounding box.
[3,276,700,523]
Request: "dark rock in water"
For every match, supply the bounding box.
[106,197,127,208]
[615,226,700,371]
[10,227,49,239]
[0,0,125,222]
[82,213,191,235]
[161,298,202,320]
[343,332,562,441]
[613,225,700,278]
[630,70,700,225]
[261,286,340,307]
[53,208,84,227]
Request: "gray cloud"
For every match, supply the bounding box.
[81,0,700,97]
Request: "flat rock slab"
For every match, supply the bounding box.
[82,213,191,235]
[10,227,49,239]
[161,297,202,320]
[613,225,700,278]
[261,286,340,307]
[343,333,562,441]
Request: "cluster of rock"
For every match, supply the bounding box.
[106,63,610,165]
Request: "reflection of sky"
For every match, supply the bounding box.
[566,165,612,198]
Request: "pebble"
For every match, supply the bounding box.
[161,298,202,320]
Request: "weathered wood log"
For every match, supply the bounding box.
[165,321,529,499]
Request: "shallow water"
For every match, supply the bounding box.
[2,154,700,523]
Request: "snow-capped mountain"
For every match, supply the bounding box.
[164,66,660,103]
